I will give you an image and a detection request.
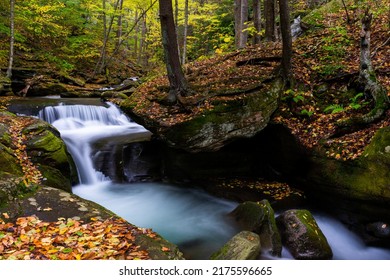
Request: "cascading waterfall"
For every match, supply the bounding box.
[38,102,151,184]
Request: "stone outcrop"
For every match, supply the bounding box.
[121,79,282,153]
[0,112,77,208]
[277,209,333,260]
[210,231,261,260]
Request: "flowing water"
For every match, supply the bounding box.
[33,98,390,260]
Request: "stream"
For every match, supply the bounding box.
[10,97,390,260]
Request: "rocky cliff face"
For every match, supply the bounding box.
[121,79,283,153]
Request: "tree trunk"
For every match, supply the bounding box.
[94,0,122,77]
[182,0,189,64]
[234,0,242,48]
[253,0,262,45]
[239,0,248,48]
[264,0,275,41]
[278,0,293,84]
[235,0,248,49]
[138,14,147,66]
[134,10,139,60]
[159,0,189,103]
[336,10,389,130]
[7,0,15,79]
[116,0,124,40]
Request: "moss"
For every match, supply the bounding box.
[0,143,22,176]
[309,128,390,202]
[135,234,184,260]
[277,209,333,259]
[39,165,72,193]
[303,0,343,26]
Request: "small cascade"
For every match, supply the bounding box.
[38,102,151,184]
[38,102,130,126]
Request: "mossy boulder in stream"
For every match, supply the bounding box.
[276,209,333,260]
[210,231,261,260]
[23,119,78,191]
[231,200,282,257]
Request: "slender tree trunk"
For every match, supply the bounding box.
[253,0,262,45]
[7,0,15,79]
[279,0,293,84]
[264,0,275,41]
[116,0,124,40]
[234,0,242,48]
[159,0,189,103]
[134,10,139,60]
[105,0,158,68]
[336,10,389,131]
[138,14,147,66]
[235,0,248,49]
[355,11,389,122]
[182,0,189,64]
[239,0,248,48]
[94,0,122,76]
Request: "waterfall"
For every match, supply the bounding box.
[38,102,152,184]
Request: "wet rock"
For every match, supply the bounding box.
[366,222,390,239]
[277,209,333,260]
[231,200,282,257]
[210,231,261,260]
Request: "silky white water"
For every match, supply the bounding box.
[37,101,390,260]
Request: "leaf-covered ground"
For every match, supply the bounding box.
[0,215,151,260]
[125,0,389,161]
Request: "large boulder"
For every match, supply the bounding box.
[231,200,282,257]
[121,79,282,153]
[277,209,333,260]
[0,185,184,260]
[210,231,261,260]
[0,112,77,207]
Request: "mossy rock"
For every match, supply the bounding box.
[135,234,185,260]
[123,79,282,152]
[307,127,390,203]
[277,209,333,260]
[231,200,282,257]
[0,75,12,96]
[23,119,78,187]
[210,231,261,260]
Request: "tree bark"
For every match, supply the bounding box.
[278,0,293,83]
[336,10,389,130]
[159,0,189,103]
[234,0,248,49]
[355,11,389,123]
[234,0,242,48]
[239,0,248,48]
[264,0,275,41]
[138,14,147,66]
[7,0,15,79]
[182,0,189,64]
[253,0,262,45]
